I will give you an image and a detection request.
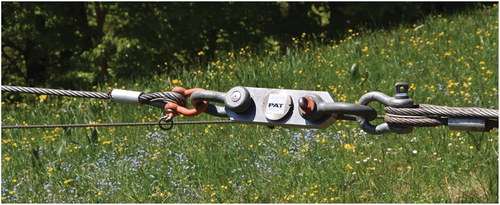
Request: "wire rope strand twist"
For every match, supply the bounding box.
[384,115,447,127]
[385,104,498,119]
[1,85,109,99]
[140,92,187,107]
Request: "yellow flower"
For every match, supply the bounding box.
[254,196,259,200]
[407,166,411,169]
[198,51,204,56]
[248,179,252,183]
[346,164,353,170]
[283,149,289,155]
[344,144,356,151]
[172,79,179,84]
[40,95,47,100]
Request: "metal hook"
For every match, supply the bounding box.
[158,114,174,130]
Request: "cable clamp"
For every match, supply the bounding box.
[110,89,143,105]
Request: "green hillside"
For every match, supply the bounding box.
[1,4,498,203]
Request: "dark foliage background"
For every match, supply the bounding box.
[1,2,491,90]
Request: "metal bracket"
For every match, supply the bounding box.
[224,87,336,129]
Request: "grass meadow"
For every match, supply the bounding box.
[1,4,498,203]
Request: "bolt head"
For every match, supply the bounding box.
[231,91,241,102]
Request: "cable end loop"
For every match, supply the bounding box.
[158,112,175,130]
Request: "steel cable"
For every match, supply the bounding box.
[385,104,498,119]
[1,85,187,107]
[384,115,447,127]
[1,85,109,99]
[383,104,498,130]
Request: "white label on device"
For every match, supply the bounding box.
[266,94,287,115]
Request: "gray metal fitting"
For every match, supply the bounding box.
[110,89,143,105]
[190,90,226,103]
[448,118,489,132]
[355,84,415,135]
[356,118,413,135]
[394,82,410,99]
[357,91,414,108]
[225,86,252,113]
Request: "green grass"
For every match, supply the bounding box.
[1,5,498,203]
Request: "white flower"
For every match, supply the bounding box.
[413,150,417,154]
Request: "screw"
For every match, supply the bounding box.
[231,91,241,102]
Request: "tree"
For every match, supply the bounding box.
[2,2,487,90]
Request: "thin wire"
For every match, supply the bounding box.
[1,120,234,129]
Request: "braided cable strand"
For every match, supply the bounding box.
[385,104,498,119]
[2,85,109,99]
[384,115,447,127]
[140,92,187,107]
